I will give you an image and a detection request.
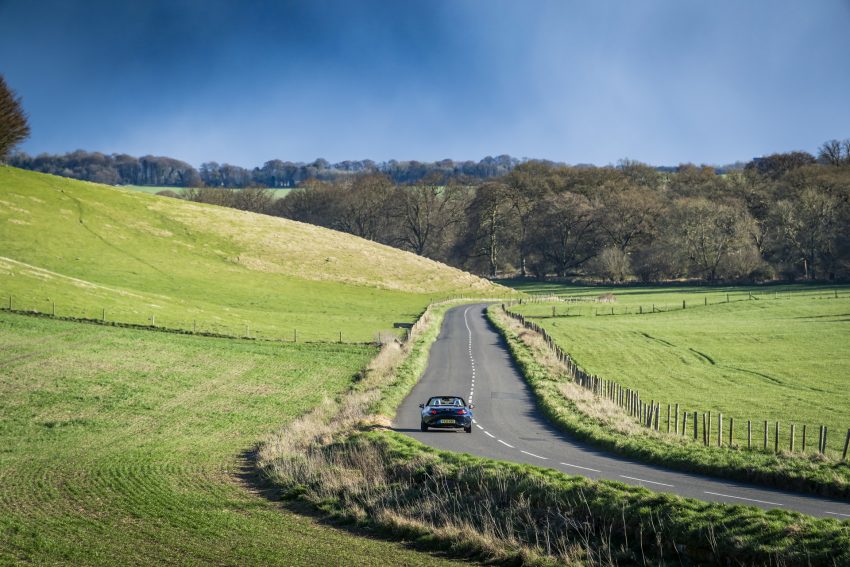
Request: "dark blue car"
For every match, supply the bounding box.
[419,395,474,433]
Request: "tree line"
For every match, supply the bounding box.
[208,144,847,283]
[8,150,525,187]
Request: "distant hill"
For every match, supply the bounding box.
[0,166,503,341]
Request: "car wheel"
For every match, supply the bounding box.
[420,421,429,432]
[464,425,472,433]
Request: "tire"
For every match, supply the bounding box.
[420,421,429,432]
[464,425,472,433]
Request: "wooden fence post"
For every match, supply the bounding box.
[667,404,671,434]
[790,424,795,452]
[774,422,780,453]
[823,426,828,454]
[655,403,660,431]
[802,424,807,452]
[764,420,768,451]
[818,425,824,454]
[702,413,708,445]
[294,329,297,342]
[682,411,688,437]
[747,420,752,449]
[729,417,734,447]
[718,413,722,447]
[706,411,712,446]
[674,404,679,435]
[693,412,698,440]
[843,429,850,461]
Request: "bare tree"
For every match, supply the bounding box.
[391,178,467,256]
[0,75,30,162]
[335,174,394,241]
[771,188,840,279]
[674,198,760,281]
[459,182,514,277]
[818,139,850,167]
[528,192,598,277]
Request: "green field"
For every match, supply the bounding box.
[0,311,465,565]
[506,281,850,454]
[123,185,293,200]
[1,167,502,342]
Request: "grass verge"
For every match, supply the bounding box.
[258,302,850,565]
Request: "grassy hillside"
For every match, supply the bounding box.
[507,282,850,454]
[0,166,501,342]
[0,312,464,565]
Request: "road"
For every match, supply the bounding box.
[393,303,850,519]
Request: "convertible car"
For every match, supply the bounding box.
[419,395,474,433]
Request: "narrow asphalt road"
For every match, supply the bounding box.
[393,303,850,519]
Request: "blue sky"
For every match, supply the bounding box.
[1,0,848,167]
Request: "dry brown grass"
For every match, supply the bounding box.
[499,310,644,436]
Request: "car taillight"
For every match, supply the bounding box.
[456,409,467,415]
[430,410,437,415]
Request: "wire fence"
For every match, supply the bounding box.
[0,292,517,345]
[501,304,850,461]
[512,288,845,318]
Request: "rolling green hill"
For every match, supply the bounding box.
[0,166,502,341]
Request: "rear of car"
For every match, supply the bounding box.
[419,396,473,433]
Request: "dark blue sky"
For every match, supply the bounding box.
[1,0,849,167]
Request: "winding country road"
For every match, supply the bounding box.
[394,303,850,519]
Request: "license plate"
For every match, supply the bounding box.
[439,419,455,424]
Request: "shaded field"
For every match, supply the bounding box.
[506,282,850,454]
[0,312,462,566]
[0,167,503,342]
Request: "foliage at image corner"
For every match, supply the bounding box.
[484,304,850,500]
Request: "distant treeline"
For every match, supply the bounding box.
[8,151,527,187]
[158,140,850,283]
[6,150,751,188]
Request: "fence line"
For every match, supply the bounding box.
[507,288,845,318]
[1,292,515,346]
[501,303,849,461]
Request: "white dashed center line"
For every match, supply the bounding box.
[620,475,674,488]
[497,439,514,448]
[560,462,601,473]
[704,492,783,506]
[484,431,495,439]
[826,511,850,518]
[475,424,484,430]
[520,450,548,460]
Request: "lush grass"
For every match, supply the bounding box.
[0,167,504,342]
[0,311,466,566]
[123,185,293,199]
[503,283,850,456]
